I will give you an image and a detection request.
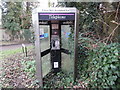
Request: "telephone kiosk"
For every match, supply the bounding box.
[32,7,79,86]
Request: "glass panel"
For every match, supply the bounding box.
[39,25,51,77]
[61,25,71,49]
[42,53,51,77]
[39,25,50,52]
[61,53,73,73]
[61,25,74,77]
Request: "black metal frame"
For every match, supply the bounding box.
[40,21,72,71]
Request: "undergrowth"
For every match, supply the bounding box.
[77,32,120,88]
[21,32,120,88]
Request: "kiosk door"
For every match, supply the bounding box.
[39,25,51,77]
[61,25,74,77]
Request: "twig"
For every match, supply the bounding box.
[115,2,120,21]
[96,21,120,44]
[89,12,113,30]
[97,37,108,45]
[106,25,119,44]
[98,19,113,30]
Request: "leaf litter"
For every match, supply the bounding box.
[1,48,39,88]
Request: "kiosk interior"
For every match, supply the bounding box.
[32,7,79,86]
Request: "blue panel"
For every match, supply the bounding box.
[44,33,48,38]
[66,32,70,38]
[40,35,44,38]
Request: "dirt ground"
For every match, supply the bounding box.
[1,48,40,88]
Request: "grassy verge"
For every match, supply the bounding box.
[0,45,34,59]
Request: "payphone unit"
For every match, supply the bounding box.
[32,7,79,86]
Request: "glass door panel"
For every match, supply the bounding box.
[42,53,51,77]
[39,25,50,52]
[61,25,74,77]
[39,25,51,77]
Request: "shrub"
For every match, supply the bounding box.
[78,42,120,88]
[21,60,36,78]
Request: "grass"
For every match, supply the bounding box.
[0,45,34,59]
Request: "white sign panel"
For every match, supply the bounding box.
[54,62,58,68]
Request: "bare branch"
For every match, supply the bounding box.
[106,25,119,44]
[115,2,120,21]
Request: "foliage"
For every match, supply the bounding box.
[43,71,88,88]
[78,35,120,88]
[66,2,100,33]
[2,2,32,41]
[21,60,36,78]
[43,71,74,88]
[65,2,120,88]
[22,29,32,42]
[2,2,22,40]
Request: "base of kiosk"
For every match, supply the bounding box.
[51,50,61,73]
[52,68,61,73]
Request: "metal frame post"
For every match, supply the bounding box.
[74,9,79,81]
[32,10,43,87]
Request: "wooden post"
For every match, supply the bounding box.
[22,44,27,57]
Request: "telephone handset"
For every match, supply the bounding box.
[53,40,55,47]
[51,35,60,50]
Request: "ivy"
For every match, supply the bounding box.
[21,60,36,78]
[78,42,120,88]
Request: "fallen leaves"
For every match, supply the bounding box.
[1,49,39,88]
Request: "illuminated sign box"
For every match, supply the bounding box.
[39,13,75,20]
